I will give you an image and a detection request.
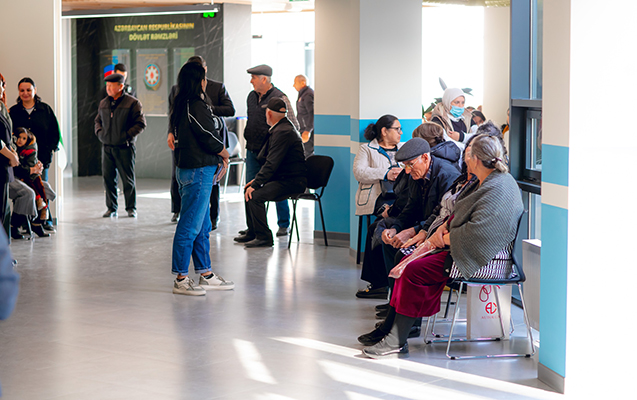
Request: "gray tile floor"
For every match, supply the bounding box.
[0,177,562,400]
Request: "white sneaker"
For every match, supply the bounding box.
[199,273,235,290]
[173,277,206,296]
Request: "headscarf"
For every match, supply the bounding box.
[441,87,465,112]
[0,72,6,107]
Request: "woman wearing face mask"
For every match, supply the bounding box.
[9,78,60,183]
[430,87,474,148]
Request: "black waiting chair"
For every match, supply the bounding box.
[288,155,334,248]
[424,211,535,360]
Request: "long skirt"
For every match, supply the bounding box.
[389,251,450,318]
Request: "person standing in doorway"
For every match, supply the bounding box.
[95,73,146,218]
[293,74,314,159]
[240,64,299,238]
[99,63,137,100]
[167,56,235,228]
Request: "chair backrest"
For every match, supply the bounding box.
[226,130,241,158]
[305,155,334,190]
[449,210,526,283]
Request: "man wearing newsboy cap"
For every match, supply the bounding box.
[234,97,307,248]
[379,137,460,295]
[239,64,300,240]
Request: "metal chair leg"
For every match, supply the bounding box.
[356,216,363,264]
[317,198,328,246]
[288,199,298,249]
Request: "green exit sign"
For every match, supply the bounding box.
[202,12,216,18]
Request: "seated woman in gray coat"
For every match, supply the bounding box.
[358,134,523,359]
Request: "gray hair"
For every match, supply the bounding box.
[469,134,508,173]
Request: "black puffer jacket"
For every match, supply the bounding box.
[390,155,461,233]
[94,93,146,146]
[173,98,226,169]
[251,117,306,189]
[431,141,461,170]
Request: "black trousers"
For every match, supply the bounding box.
[171,152,220,222]
[102,144,136,211]
[360,218,390,288]
[245,178,306,241]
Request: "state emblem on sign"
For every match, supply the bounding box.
[144,64,161,91]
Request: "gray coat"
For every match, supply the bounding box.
[449,171,523,279]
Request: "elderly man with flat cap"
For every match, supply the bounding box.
[376,137,460,318]
[240,64,299,239]
[234,97,307,248]
[95,73,146,218]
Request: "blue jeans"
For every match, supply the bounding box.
[172,165,216,276]
[245,149,289,228]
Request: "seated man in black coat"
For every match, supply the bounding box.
[381,138,460,284]
[234,98,307,248]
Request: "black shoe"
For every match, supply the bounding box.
[171,212,179,223]
[375,308,389,319]
[276,227,289,237]
[32,224,50,238]
[238,229,248,235]
[103,209,117,218]
[356,285,389,299]
[244,238,274,248]
[234,234,255,243]
[358,328,387,346]
[408,325,421,339]
[10,226,24,240]
[211,221,218,231]
[42,220,56,231]
[127,209,137,218]
[363,339,409,359]
[375,303,390,312]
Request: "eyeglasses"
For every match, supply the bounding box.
[403,157,421,171]
[388,126,402,133]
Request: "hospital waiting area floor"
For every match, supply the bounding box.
[0,177,562,400]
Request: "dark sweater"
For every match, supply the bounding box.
[244,86,298,153]
[9,100,60,168]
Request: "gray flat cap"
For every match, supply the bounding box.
[247,64,272,77]
[395,137,431,162]
[104,73,125,84]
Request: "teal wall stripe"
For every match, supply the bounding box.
[542,144,569,186]
[313,145,351,234]
[539,203,568,377]
[315,114,351,135]
[353,118,421,143]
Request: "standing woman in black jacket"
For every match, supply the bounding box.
[9,78,60,183]
[168,62,234,296]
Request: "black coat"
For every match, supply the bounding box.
[95,93,146,146]
[251,117,306,189]
[245,86,293,153]
[9,100,60,168]
[431,141,461,170]
[173,98,225,169]
[390,155,461,233]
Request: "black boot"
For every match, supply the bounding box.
[32,220,50,238]
[363,313,415,359]
[10,214,25,240]
[10,225,24,240]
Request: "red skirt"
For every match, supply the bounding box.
[390,251,450,318]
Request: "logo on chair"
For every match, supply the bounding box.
[485,302,498,314]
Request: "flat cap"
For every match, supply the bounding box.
[266,97,286,113]
[395,137,431,162]
[105,73,125,84]
[247,64,272,77]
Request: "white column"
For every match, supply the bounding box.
[483,6,510,128]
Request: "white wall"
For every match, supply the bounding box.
[483,6,510,128]
[0,0,62,219]
[223,3,252,117]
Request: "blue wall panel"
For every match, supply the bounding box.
[314,145,351,234]
[539,203,568,378]
[542,144,569,186]
[315,114,351,135]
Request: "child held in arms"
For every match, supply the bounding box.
[12,127,52,222]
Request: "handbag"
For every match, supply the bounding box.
[380,180,395,197]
